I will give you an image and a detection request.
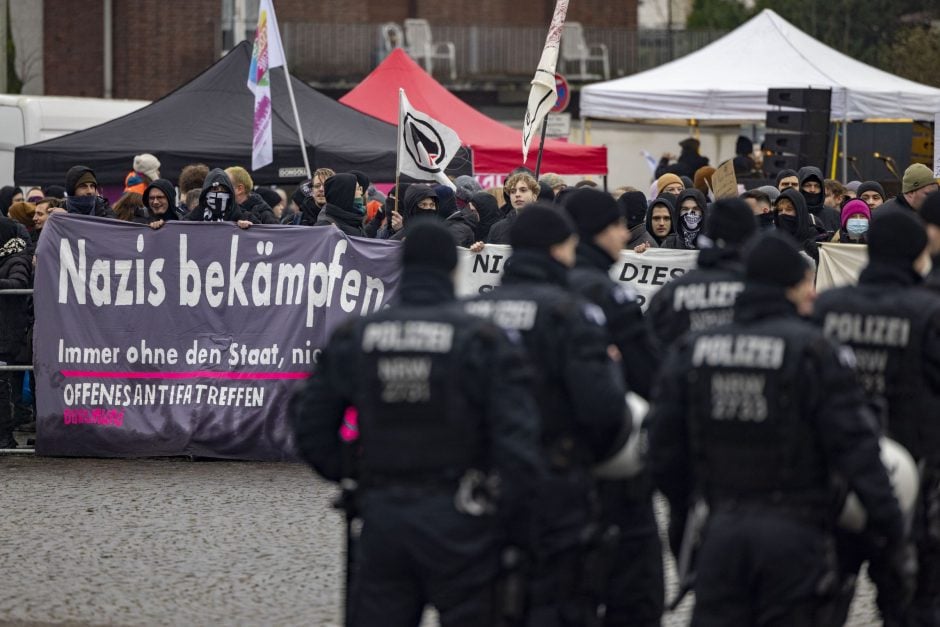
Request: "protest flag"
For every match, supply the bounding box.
[522,0,569,173]
[248,0,311,177]
[396,88,461,201]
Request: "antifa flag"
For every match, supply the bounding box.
[397,88,461,189]
[522,0,568,163]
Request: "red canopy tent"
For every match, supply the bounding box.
[340,49,607,176]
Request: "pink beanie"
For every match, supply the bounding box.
[840,199,871,228]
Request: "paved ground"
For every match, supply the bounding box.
[1,455,880,626]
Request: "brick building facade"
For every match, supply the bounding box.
[42,0,637,100]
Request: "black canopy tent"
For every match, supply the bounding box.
[15,42,400,187]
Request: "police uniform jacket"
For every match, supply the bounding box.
[650,284,904,545]
[569,240,659,399]
[645,246,745,350]
[289,267,543,504]
[813,261,940,464]
[466,249,629,468]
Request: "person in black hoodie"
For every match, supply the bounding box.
[183,168,255,228]
[774,187,821,263]
[775,168,799,191]
[646,195,676,247]
[315,173,366,237]
[468,192,501,242]
[440,186,479,248]
[563,188,665,626]
[646,198,756,350]
[0,186,21,216]
[798,166,840,231]
[63,166,114,218]
[386,184,440,241]
[144,179,179,229]
[662,189,707,250]
[0,217,32,448]
[618,190,657,251]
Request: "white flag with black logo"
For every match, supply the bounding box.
[522,0,568,163]
[398,88,460,189]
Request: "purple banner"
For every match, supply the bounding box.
[33,215,401,460]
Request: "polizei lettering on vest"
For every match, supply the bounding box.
[691,335,786,369]
[465,300,539,330]
[672,281,743,312]
[361,321,455,353]
[822,313,911,347]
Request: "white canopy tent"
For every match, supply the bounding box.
[581,9,940,124]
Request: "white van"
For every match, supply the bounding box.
[0,95,149,187]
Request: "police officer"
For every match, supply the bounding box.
[465,203,630,626]
[813,208,940,625]
[645,198,756,350]
[290,221,543,627]
[562,188,664,626]
[650,231,910,625]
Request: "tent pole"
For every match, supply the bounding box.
[842,116,849,184]
[279,52,312,179]
[395,88,403,215]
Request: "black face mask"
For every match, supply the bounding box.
[777,214,799,237]
[801,188,824,207]
[758,212,775,230]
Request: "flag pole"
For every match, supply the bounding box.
[534,118,549,178]
[279,58,312,180]
[395,89,403,215]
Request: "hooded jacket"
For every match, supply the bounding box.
[143,179,179,222]
[241,192,279,224]
[445,207,479,247]
[662,189,707,250]
[798,166,840,232]
[185,168,255,223]
[774,187,821,262]
[645,195,677,246]
[63,166,115,218]
[468,192,501,242]
[316,173,365,237]
[617,190,656,249]
[0,186,17,216]
[389,185,440,241]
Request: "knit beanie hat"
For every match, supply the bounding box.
[349,170,370,192]
[454,175,482,203]
[757,185,781,203]
[840,199,871,229]
[856,181,886,200]
[256,187,282,209]
[76,171,97,192]
[920,191,940,227]
[45,185,66,199]
[539,173,565,190]
[774,169,799,186]
[564,188,622,238]
[133,153,161,181]
[510,203,576,251]
[745,231,809,288]
[401,221,458,273]
[617,191,648,229]
[867,208,928,265]
[705,198,756,245]
[656,173,683,195]
[902,164,936,194]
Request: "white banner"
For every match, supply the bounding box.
[817,243,868,292]
[456,245,699,309]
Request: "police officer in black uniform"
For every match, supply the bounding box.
[562,188,664,626]
[813,208,940,625]
[465,203,630,626]
[650,231,910,625]
[645,198,756,350]
[290,221,543,627]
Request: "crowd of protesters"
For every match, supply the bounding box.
[3,141,940,625]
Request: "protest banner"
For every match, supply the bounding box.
[456,245,698,310]
[817,242,867,292]
[33,215,401,460]
[710,159,738,199]
[34,221,698,460]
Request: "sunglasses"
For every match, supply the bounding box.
[27,196,43,203]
